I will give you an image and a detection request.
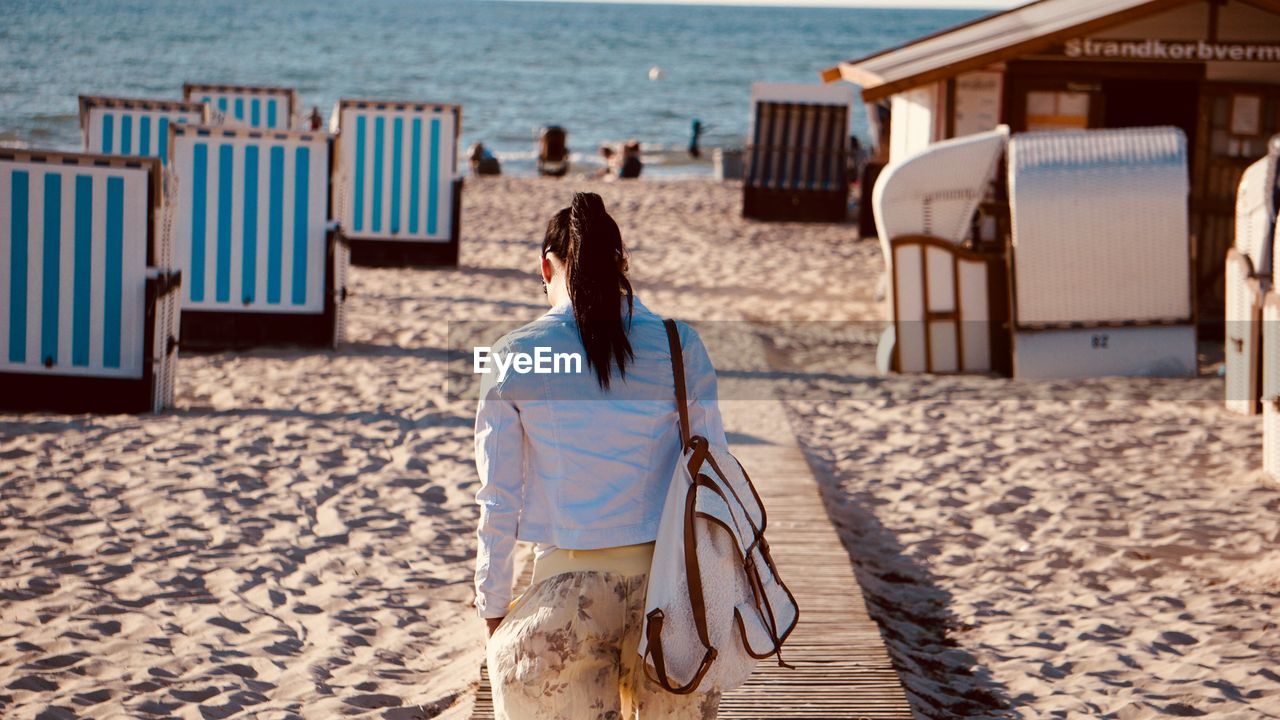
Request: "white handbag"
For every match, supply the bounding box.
[637,319,799,694]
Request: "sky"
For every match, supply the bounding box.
[512,0,1021,7]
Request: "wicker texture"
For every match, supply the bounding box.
[1264,293,1280,479]
[1224,249,1263,415]
[1234,152,1278,277]
[1009,127,1191,326]
[873,126,1008,273]
[333,238,351,347]
[153,179,180,411]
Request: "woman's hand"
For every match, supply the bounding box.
[486,617,504,638]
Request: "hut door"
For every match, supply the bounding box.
[1194,85,1280,322]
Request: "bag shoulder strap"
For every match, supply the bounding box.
[663,319,692,449]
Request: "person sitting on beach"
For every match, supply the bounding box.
[537,125,570,177]
[468,142,501,176]
[595,144,617,179]
[619,140,643,180]
[475,192,726,718]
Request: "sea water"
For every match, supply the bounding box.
[0,0,984,176]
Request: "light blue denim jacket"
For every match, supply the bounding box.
[473,297,727,618]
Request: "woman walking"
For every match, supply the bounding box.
[474,192,725,719]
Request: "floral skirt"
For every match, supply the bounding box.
[487,569,721,720]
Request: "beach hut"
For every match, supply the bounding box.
[330,99,463,266]
[0,149,181,413]
[79,95,207,165]
[167,124,348,349]
[743,82,855,223]
[1224,137,1280,414]
[823,0,1280,330]
[183,83,299,130]
[1007,126,1197,379]
[872,126,1011,374]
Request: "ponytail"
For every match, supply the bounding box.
[542,192,634,388]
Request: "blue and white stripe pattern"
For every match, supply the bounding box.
[185,85,295,130]
[0,154,152,379]
[336,101,459,242]
[170,126,328,314]
[82,98,204,166]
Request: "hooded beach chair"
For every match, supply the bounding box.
[330,99,463,266]
[183,83,299,130]
[1007,127,1196,379]
[743,82,855,223]
[80,95,207,165]
[167,124,348,349]
[0,149,181,413]
[1224,136,1280,415]
[871,126,1011,375]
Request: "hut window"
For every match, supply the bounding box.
[1026,91,1090,131]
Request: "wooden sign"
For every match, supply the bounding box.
[1054,38,1280,62]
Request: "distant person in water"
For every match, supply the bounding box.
[469,143,502,176]
[618,140,643,179]
[689,118,705,159]
[846,135,863,184]
[308,107,323,131]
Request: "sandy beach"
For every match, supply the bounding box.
[3,176,1279,719]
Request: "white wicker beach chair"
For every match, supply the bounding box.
[0,149,181,412]
[1007,127,1196,379]
[80,95,207,165]
[167,124,347,348]
[743,82,855,222]
[1224,139,1280,415]
[183,83,299,130]
[330,99,463,266]
[871,126,1010,374]
[873,126,1009,267]
[1225,249,1265,415]
[1264,292,1280,479]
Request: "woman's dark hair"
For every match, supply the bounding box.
[542,192,634,389]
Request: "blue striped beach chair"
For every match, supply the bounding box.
[743,82,855,223]
[183,83,299,130]
[79,95,207,165]
[0,149,182,413]
[331,99,463,266]
[166,124,348,349]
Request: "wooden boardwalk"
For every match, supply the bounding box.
[472,398,913,719]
